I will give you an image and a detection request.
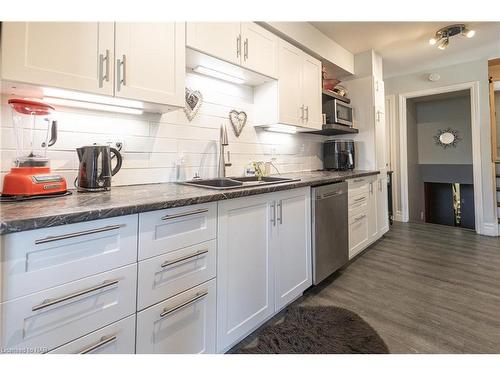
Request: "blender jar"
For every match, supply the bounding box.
[8,99,57,168]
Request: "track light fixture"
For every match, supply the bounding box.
[429,24,475,50]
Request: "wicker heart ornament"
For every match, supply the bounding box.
[184,88,203,121]
[229,110,247,137]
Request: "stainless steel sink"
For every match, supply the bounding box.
[180,176,300,190]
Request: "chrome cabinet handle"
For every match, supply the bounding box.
[160,291,208,318]
[277,200,283,225]
[354,196,366,202]
[300,105,305,121]
[270,201,276,226]
[236,34,241,58]
[379,179,383,191]
[353,178,365,183]
[35,224,123,245]
[121,54,127,86]
[354,214,366,222]
[304,106,309,121]
[98,49,110,88]
[77,335,117,354]
[32,279,120,312]
[116,55,126,91]
[244,38,248,60]
[161,208,208,221]
[369,182,373,194]
[116,57,122,91]
[161,249,208,268]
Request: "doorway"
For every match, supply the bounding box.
[398,82,483,233]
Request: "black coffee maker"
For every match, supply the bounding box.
[323,140,355,171]
[76,144,123,192]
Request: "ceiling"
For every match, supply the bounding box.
[310,22,500,78]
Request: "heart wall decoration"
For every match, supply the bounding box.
[184,88,203,121]
[229,110,247,138]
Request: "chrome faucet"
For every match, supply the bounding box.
[218,124,231,178]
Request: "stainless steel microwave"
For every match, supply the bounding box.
[324,98,353,127]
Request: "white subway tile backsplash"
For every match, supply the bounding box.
[0,73,325,189]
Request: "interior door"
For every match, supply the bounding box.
[114,22,185,106]
[1,22,114,95]
[240,22,278,78]
[275,189,311,311]
[278,40,303,126]
[217,194,275,353]
[301,54,323,130]
[186,22,241,66]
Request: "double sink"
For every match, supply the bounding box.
[181,176,300,190]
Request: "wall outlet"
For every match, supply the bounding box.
[105,139,124,151]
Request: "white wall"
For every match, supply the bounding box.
[0,73,325,189]
[385,59,497,231]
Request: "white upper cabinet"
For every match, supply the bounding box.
[240,23,278,78]
[1,22,115,95]
[278,40,303,126]
[186,22,278,79]
[186,22,241,65]
[1,22,185,109]
[301,54,323,130]
[114,22,185,106]
[255,39,322,131]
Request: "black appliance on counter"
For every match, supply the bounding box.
[75,144,123,192]
[323,140,355,171]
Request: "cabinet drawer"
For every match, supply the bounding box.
[138,203,216,260]
[137,240,216,310]
[348,191,369,211]
[49,314,136,354]
[136,279,216,354]
[348,178,370,197]
[349,212,369,259]
[1,215,138,302]
[0,264,137,353]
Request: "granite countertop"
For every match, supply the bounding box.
[0,170,379,235]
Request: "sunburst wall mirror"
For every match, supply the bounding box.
[433,128,461,149]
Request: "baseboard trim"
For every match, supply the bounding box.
[481,222,499,237]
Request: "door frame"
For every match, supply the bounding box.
[398,81,484,234]
[385,94,402,222]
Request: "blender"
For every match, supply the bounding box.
[1,99,67,198]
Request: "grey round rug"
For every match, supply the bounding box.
[233,305,389,354]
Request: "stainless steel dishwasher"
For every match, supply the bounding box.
[311,182,349,285]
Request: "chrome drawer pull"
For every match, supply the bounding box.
[353,178,365,183]
[160,291,208,318]
[160,249,209,268]
[354,214,367,222]
[32,279,120,312]
[161,208,208,220]
[353,196,366,202]
[77,335,117,354]
[35,224,124,244]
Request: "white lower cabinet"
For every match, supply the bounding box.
[49,315,136,354]
[377,173,390,235]
[136,279,216,354]
[217,187,311,353]
[348,173,388,259]
[0,263,137,352]
[275,189,312,311]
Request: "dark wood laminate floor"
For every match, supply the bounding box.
[235,222,500,353]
